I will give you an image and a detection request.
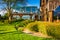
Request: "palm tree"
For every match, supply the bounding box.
[0,0,27,21]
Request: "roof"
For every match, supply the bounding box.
[54,6,60,16]
[12,6,37,10]
[12,6,38,13]
[54,6,60,12]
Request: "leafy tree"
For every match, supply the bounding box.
[0,0,27,21]
[3,13,8,20]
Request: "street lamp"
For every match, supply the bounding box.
[57,12,59,22]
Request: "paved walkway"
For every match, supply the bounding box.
[23,29,52,38]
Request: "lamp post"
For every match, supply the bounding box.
[57,13,59,22]
[57,15,59,22]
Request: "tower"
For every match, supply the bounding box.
[40,0,48,21]
[40,0,60,22]
[47,0,59,22]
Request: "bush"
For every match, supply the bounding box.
[47,25,60,39]
[15,20,33,27]
[26,21,60,39]
[26,22,48,34]
[4,20,9,23]
[37,22,48,34]
[16,23,25,27]
[9,19,24,24]
[18,27,24,32]
[30,24,39,32]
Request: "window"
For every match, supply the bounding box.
[26,7,31,13]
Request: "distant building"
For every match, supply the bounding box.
[12,6,39,20]
[40,0,60,22]
[12,6,38,13]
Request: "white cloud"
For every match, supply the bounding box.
[26,3,35,6]
[26,3,39,8]
[0,9,21,16]
[0,10,7,16]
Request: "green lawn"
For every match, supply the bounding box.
[0,22,55,40]
[0,31,55,40]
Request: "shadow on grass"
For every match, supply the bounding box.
[0,31,24,34]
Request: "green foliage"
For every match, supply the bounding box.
[0,22,54,40]
[16,22,25,27]
[30,24,39,32]
[37,22,47,34]
[9,19,24,24]
[15,20,33,27]
[18,27,24,32]
[3,13,8,19]
[47,25,60,39]
[26,22,47,34]
[1,20,60,40]
[4,20,9,23]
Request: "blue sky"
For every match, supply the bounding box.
[0,0,60,16]
[0,0,40,15]
[27,0,40,8]
[0,0,40,10]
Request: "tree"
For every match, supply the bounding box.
[0,0,27,21]
[3,13,8,20]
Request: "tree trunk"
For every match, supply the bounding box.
[7,2,12,22]
[7,8,12,22]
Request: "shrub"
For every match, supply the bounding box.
[9,19,24,24]
[37,22,48,34]
[30,24,39,32]
[47,25,60,39]
[26,22,48,34]
[14,24,24,33]
[4,20,9,23]
[22,20,33,24]
[16,23,25,27]
[15,20,33,27]
[18,27,24,32]
[26,21,60,39]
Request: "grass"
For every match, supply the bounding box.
[0,31,54,40]
[0,21,55,40]
[0,25,16,33]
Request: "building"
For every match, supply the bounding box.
[12,6,39,20]
[40,0,60,22]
